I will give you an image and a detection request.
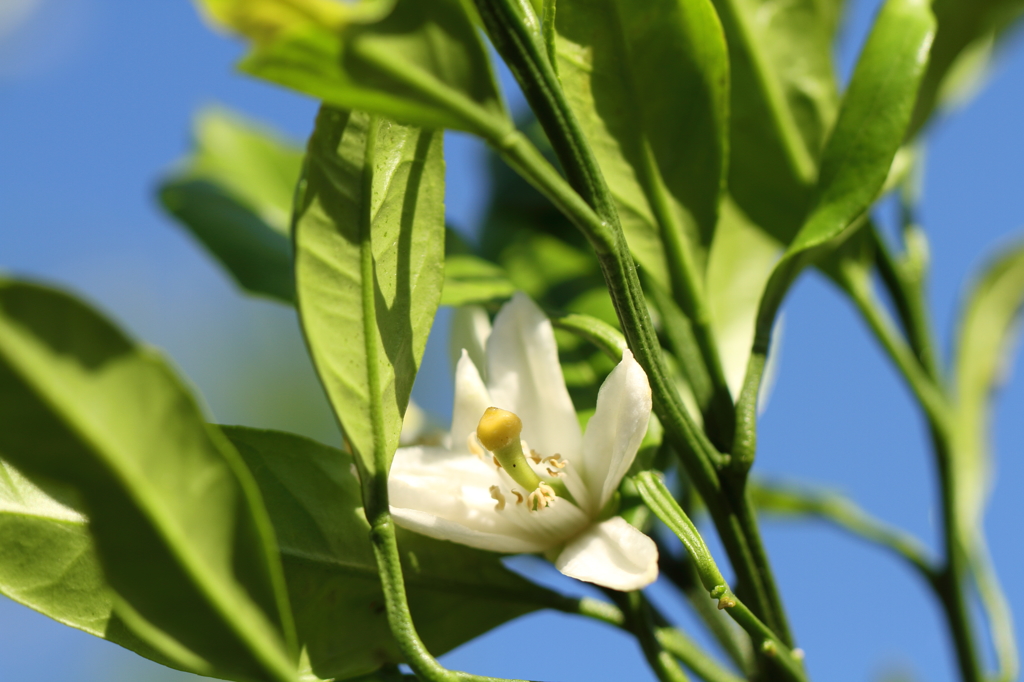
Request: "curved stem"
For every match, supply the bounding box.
[470,4,792,647]
[635,472,807,682]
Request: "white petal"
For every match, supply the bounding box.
[486,293,583,460]
[450,351,492,454]
[554,517,659,591]
[579,350,652,514]
[449,305,492,382]
[388,446,587,554]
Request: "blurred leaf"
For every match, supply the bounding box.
[0,280,297,682]
[910,0,1024,135]
[951,240,1024,529]
[225,426,560,681]
[197,0,509,135]
[711,0,842,242]
[750,480,935,578]
[440,254,516,307]
[160,108,303,303]
[553,0,730,286]
[294,108,444,498]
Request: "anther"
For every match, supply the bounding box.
[489,485,506,511]
[512,489,524,504]
[546,467,564,478]
[492,456,502,469]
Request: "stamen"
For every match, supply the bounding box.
[545,454,567,468]
[546,466,564,478]
[511,489,524,504]
[527,482,558,511]
[492,456,502,470]
[528,448,542,464]
[489,485,506,511]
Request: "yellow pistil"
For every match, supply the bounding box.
[477,407,546,502]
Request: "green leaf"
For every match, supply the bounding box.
[710,0,842,242]
[0,280,297,682]
[951,240,1024,530]
[732,0,935,466]
[704,197,782,397]
[755,0,935,342]
[910,0,1024,135]
[440,254,516,307]
[197,0,509,136]
[224,426,559,681]
[294,107,445,500]
[553,0,730,287]
[0,459,199,671]
[159,108,303,303]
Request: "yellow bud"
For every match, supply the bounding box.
[476,407,522,452]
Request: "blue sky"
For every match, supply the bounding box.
[1,1,1022,680]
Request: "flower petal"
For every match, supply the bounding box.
[579,350,652,514]
[389,446,588,553]
[449,305,492,382]
[486,293,583,460]
[554,516,659,591]
[450,351,492,454]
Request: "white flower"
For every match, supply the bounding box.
[389,293,658,591]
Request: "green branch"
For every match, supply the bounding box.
[635,472,807,682]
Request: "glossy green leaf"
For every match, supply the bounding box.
[294,107,445,499]
[711,0,842,242]
[0,280,297,682]
[909,0,1024,135]
[755,0,935,340]
[196,0,509,136]
[440,254,516,307]
[553,0,729,286]
[159,108,303,303]
[951,241,1024,529]
[732,0,935,465]
[225,426,559,681]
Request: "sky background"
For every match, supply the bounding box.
[1,1,1022,680]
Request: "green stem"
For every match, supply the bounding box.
[556,594,745,682]
[842,264,986,682]
[635,472,806,682]
[660,553,754,674]
[613,591,693,682]
[970,541,1019,682]
[931,431,985,682]
[870,225,941,381]
[655,628,746,682]
[469,2,792,646]
[841,271,951,433]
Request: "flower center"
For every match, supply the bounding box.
[475,407,563,511]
